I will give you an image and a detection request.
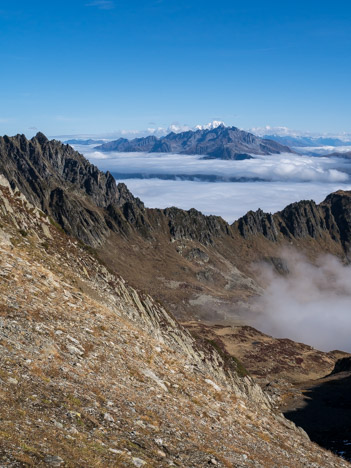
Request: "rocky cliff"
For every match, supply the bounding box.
[0,133,144,246]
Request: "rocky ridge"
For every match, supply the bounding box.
[1,175,349,466]
[0,133,141,247]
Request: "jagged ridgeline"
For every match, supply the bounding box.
[0,136,350,467]
[0,132,141,246]
[1,132,351,323]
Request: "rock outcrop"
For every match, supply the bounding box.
[331,357,351,375]
[0,133,144,246]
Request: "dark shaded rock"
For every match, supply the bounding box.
[264,257,290,275]
[278,200,327,239]
[164,207,231,245]
[331,357,351,375]
[186,248,210,263]
[235,209,279,242]
[234,194,351,250]
[0,133,137,246]
[322,191,351,250]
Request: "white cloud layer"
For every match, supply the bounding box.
[111,178,351,222]
[253,251,351,352]
[82,148,350,184]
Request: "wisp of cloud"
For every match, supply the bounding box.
[253,250,351,352]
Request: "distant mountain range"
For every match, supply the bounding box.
[64,138,105,145]
[95,124,294,159]
[264,135,351,148]
[325,151,351,159]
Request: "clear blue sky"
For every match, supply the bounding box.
[1,0,350,137]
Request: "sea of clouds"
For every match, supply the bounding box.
[76,144,351,222]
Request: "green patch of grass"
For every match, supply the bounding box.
[231,356,249,377]
[66,393,82,408]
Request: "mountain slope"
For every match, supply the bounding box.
[95,125,294,159]
[2,134,351,464]
[2,174,349,467]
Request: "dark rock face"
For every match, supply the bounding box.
[322,191,351,250]
[278,200,327,239]
[236,209,279,242]
[0,133,138,246]
[331,357,351,375]
[0,133,119,208]
[164,207,231,245]
[95,125,294,158]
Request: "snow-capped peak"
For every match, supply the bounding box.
[195,120,225,131]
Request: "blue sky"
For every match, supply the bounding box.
[1,0,350,137]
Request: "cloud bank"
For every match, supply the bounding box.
[82,149,350,183]
[253,251,351,353]
[112,179,351,223]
